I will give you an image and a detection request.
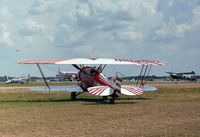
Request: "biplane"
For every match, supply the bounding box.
[18,58,165,103]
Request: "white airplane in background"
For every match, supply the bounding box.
[18,58,165,103]
[56,70,78,81]
[166,71,197,82]
[4,74,30,84]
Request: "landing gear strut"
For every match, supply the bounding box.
[109,92,119,104]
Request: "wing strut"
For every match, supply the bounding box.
[98,64,106,72]
[143,65,152,86]
[36,64,50,91]
[136,65,152,88]
[136,65,144,86]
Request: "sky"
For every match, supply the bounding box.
[0,0,200,77]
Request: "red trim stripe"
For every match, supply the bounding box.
[88,86,108,96]
[123,87,143,95]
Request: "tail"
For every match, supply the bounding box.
[27,74,31,82]
[4,75,9,81]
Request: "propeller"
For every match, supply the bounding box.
[90,67,97,74]
[72,64,80,70]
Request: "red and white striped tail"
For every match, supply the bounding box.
[121,86,143,96]
[88,86,114,96]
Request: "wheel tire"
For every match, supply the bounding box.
[71,92,76,100]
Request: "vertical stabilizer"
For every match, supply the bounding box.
[4,75,9,81]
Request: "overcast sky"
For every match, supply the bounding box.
[0,0,200,77]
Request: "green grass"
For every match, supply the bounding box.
[0,83,200,137]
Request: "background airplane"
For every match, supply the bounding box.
[4,74,31,84]
[56,70,78,81]
[166,71,197,82]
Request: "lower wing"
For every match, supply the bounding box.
[138,85,157,91]
[29,85,84,92]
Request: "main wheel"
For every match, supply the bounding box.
[71,92,76,100]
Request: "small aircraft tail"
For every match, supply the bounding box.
[4,75,9,81]
[27,74,31,82]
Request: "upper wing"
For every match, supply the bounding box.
[18,58,165,66]
[18,59,66,64]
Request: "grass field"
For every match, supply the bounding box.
[0,82,200,137]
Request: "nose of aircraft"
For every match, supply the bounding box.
[94,73,111,86]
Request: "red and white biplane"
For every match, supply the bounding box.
[18,58,165,103]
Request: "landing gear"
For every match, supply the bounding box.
[103,96,115,104]
[110,98,115,104]
[71,92,77,100]
[70,92,83,100]
[109,92,119,104]
[103,96,108,100]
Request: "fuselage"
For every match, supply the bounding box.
[169,73,197,81]
[78,66,121,91]
[5,77,29,84]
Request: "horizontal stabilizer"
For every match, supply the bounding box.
[30,85,84,92]
[121,86,143,96]
[88,86,114,96]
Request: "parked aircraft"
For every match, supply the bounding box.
[166,71,197,82]
[4,74,30,84]
[18,58,165,103]
[56,70,78,81]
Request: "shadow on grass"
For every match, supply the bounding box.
[0,97,154,105]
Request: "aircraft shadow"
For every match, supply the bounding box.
[0,97,154,105]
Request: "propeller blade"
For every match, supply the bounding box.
[72,64,80,70]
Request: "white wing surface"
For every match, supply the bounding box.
[88,86,114,96]
[135,85,157,91]
[121,86,143,96]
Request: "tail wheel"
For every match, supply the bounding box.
[110,98,115,104]
[103,96,108,100]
